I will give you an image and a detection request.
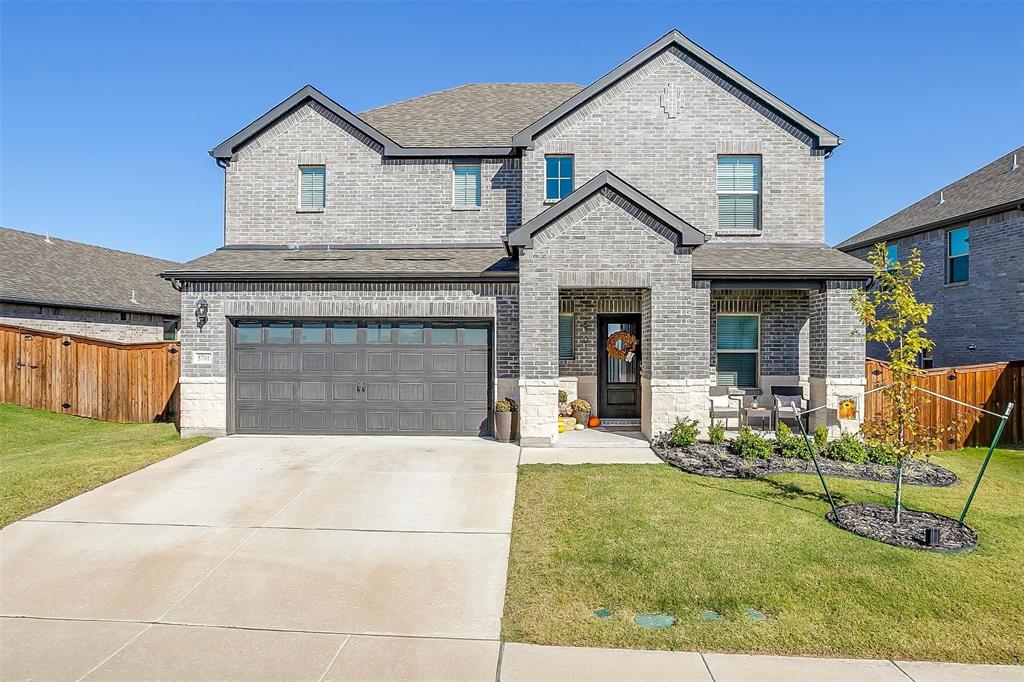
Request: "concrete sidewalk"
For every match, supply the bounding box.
[500,643,1024,682]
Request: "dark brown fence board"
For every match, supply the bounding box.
[865,358,1024,449]
[0,324,180,423]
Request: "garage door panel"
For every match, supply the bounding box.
[230,320,491,436]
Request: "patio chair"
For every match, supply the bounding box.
[771,385,808,431]
[708,387,743,429]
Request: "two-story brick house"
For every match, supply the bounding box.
[838,146,1024,367]
[164,30,871,444]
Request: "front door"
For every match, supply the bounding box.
[598,315,641,419]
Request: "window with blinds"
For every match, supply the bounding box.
[716,314,759,387]
[453,163,481,207]
[299,166,326,209]
[558,313,574,360]
[717,156,761,230]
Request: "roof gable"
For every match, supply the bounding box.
[512,30,840,151]
[508,171,707,249]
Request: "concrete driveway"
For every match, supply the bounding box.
[0,436,519,681]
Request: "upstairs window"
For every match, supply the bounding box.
[717,156,761,230]
[885,244,899,269]
[947,226,969,283]
[716,314,759,388]
[545,155,574,201]
[299,165,326,209]
[162,318,180,341]
[453,163,481,208]
[558,313,574,360]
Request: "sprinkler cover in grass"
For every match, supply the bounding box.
[634,614,675,629]
[593,608,613,619]
[744,608,766,622]
[700,610,722,621]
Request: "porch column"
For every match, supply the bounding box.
[641,272,712,440]
[517,259,560,446]
[808,280,866,435]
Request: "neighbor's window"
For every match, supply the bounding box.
[717,155,761,230]
[947,226,969,283]
[545,155,574,201]
[885,244,899,269]
[299,165,326,209]
[453,163,481,208]
[919,347,934,370]
[558,313,574,360]
[716,314,759,388]
[162,318,180,341]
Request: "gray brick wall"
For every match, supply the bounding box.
[709,290,810,377]
[521,48,824,243]
[179,281,519,380]
[809,280,864,379]
[225,102,519,245]
[848,209,1024,366]
[518,189,706,383]
[0,303,171,343]
[558,289,643,376]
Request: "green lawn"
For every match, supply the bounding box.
[0,403,210,527]
[503,447,1024,664]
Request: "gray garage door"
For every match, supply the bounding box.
[229,320,491,436]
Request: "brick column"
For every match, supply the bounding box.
[517,255,560,446]
[808,280,866,436]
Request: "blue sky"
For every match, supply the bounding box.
[2,1,1021,262]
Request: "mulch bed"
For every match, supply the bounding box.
[653,442,958,487]
[827,502,977,553]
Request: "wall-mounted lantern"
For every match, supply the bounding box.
[195,298,209,330]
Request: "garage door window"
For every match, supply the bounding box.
[331,323,357,343]
[300,323,326,343]
[366,323,392,344]
[268,323,294,344]
[463,326,488,345]
[398,323,424,344]
[431,325,458,344]
[236,323,262,344]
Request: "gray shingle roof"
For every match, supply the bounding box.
[0,227,180,316]
[359,83,583,148]
[692,242,872,279]
[163,246,517,281]
[836,145,1024,250]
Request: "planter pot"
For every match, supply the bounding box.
[494,411,513,442]
[573,410,591,427]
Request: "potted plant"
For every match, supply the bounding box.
[570,398,592,427]
[494,397,516,442]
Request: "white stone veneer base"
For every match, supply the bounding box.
[809,376,866,437]
[180,376,227,438]
[519,378,560,446]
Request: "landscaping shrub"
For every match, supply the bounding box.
[865,441,899,466]
[813,425,829,452]
[728,426,773,460]
[669,417,700,447]
[707,421,725,445]
[825,432,868,464]
[774,422,807,459]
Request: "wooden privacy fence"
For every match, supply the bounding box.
[864,359,1023,449]
[0,324,180,423]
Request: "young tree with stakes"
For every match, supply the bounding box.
[851,243,958,524]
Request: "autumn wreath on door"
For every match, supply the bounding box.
[606,331,639,362]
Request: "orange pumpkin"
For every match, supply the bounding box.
[588,416,601,428]
[838,399,857,420]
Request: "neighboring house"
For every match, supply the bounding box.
[837,146,1024,367]
[0,226,180,343]
[164,30,871,443]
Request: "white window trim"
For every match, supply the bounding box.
[715,312,761,388]
[297,165,326,212]
[451,162,482,210]
[544,154,574,203]
[716,155,762,233]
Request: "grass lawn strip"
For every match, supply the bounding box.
[0,403,210,527]
[502,447,1024,664]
